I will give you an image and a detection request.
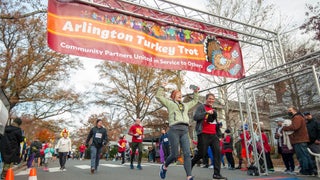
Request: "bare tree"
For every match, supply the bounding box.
[196,0,277,129]
[94,62,184,125]
[0,0,47,20]
[300,2,320,41]
[0,0,85,119]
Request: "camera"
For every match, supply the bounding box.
[189,84,199,91]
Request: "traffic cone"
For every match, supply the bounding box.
[5,168,14,180]
[28,168,37,180]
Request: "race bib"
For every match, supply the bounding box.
[95,133,102,139]
[45,152,52,158]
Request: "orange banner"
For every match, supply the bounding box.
[47,0,245,78]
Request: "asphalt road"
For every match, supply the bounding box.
[12,159,318,180]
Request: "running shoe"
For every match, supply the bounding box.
[159,164,167,179]
[212,174,226,179]
[137,164,142,170]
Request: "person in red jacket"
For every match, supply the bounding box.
[223,129,235,170]
[117,135,127,165]
[219,136,226,168]
[261,128,274,172]
[128,118,144,170]
[239,124,251,171]
[79,143,86,160]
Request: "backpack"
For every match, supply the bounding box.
[31,141,41,153]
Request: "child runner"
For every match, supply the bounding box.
[43,143,55,171]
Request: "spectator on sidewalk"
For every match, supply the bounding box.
[304,112,320,175]
[282,106,313,176]
[275,119,295,175]
[220,135,226,168]
[260,127,274,172]
[0,118,24,179]
[239,124,251,171]
[223,129,235,170]
[234,131,243,169]
[0,152,2,175]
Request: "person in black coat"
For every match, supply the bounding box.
[0,118,24,179]
[304,112,320,175]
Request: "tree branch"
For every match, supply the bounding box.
[0,10,47,19]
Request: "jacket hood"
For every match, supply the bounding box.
[5,125,20,134]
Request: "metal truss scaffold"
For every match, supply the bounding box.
[236,50,320,175]
[60,0,320,176]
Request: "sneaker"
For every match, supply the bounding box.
[187,176,194,180]
[240,167,248,171]
[90,168,94,174]
[201,164,209,168]
[283,169,290,174]
[268,168,275,173]
[208,165,214,169]
[228,167,235,170]
[235,166,241,169]
[268,168,274,172]
[137,164,142,170]
[288,171,296,175]
[130,164,134,169]
[159,164,167,179]
[212,174,226,179]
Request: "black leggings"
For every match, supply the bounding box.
[225,152,235,168]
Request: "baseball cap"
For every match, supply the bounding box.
[303,112,311,116]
